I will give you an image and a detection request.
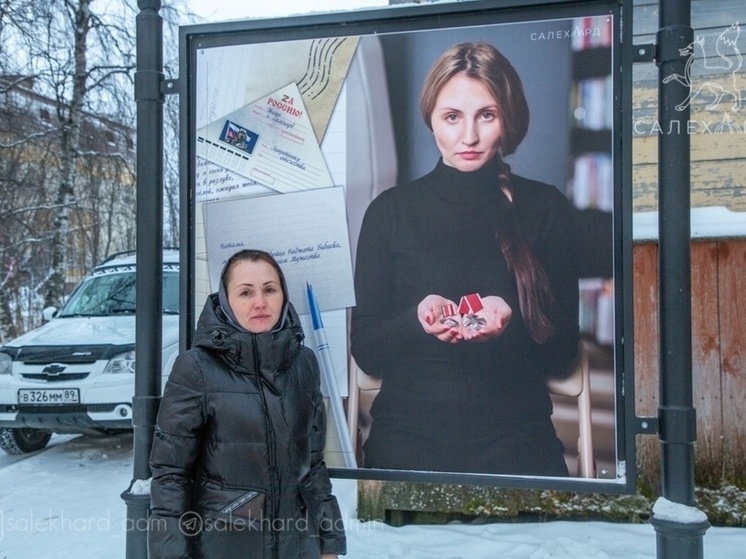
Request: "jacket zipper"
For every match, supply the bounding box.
[219,490,260,515]
[253,335,279,558]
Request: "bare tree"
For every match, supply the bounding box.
[0,0,193,338]
[0,74,62,340]
[161,3,197,249]
[163,94,181,248]
[0,0,139,335]
[2,1,132,303]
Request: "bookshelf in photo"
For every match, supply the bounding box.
[568,15,613,211]
[567,15,614,345]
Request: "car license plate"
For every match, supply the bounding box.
[18,388,80,405]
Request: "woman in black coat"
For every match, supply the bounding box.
[148,249,346,559]
[350,42,579,476]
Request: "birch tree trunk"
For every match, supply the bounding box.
[43,0,91,309]
[0,259,19,343]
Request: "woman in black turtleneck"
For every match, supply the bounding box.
[350,42,580,476]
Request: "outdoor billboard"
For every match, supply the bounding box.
[179,0,634,493]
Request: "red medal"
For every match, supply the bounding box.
[459,293,486,330]
[439,303,459,327]
[458,293,484,314]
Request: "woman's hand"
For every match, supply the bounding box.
[417,294,462,343]
[461,295,512,341]
[321,555,338,559]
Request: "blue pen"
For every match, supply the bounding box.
[306,282,357,467]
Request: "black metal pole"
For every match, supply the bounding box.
[651,1,709,557]
[122,1,164,558]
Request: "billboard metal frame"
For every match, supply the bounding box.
[177,0,636,494]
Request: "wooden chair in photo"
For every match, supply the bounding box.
[547,340,596,478]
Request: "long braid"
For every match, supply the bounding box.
[495,163,557,344]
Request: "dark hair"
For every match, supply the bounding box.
[221,249,285,294]
[421,43,555,343]
[419,41,529,157]
[495,165,557,343]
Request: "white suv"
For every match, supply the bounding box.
[0,250,180,454]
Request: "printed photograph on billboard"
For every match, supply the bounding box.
[181,0,633,491]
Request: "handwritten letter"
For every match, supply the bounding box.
[203,186,355,315]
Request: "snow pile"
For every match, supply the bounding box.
[129,478,151,496]
[652,496,708,524]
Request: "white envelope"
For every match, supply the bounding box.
[197,82,334,194]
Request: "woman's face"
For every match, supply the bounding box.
[226,259,284,333]
[430,73,503,172]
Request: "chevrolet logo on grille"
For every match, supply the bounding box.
[41,364,67,376]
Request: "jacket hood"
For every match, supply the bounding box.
[192,293,304,392]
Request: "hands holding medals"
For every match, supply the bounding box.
[417,293,512,343]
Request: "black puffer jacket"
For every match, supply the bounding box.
[148,294,346,558]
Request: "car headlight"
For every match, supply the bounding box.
[102,350,136,374]
[0,352,11,375]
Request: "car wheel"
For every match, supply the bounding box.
[0,427,52,454]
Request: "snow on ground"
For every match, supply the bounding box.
[0,433,742,558]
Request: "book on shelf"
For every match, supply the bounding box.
[569,153,613,211]
[571,75,613,130]
[578,278,614,345]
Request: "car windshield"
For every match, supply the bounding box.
[59,270,179,317]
